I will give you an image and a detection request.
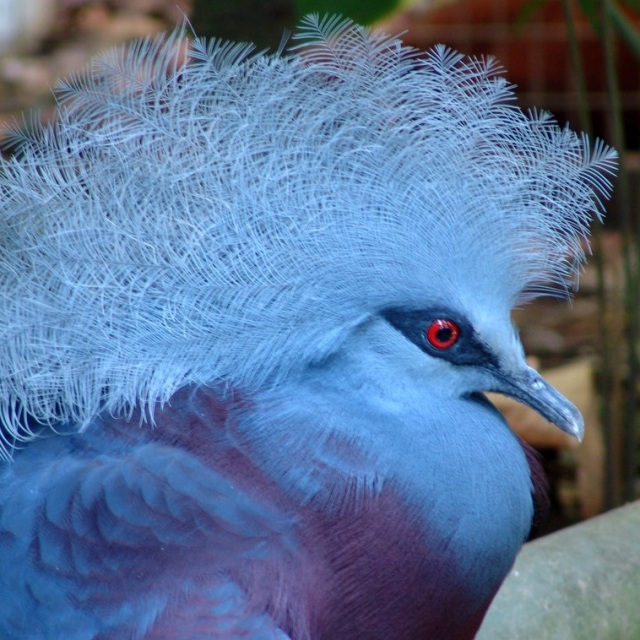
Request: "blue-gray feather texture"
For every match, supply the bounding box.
[0,15,616,450]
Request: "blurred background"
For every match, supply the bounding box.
[0,0,638,537]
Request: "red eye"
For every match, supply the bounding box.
[426,319,460,350]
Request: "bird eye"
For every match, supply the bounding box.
[425,319,460,349]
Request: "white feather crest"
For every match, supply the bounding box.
[0,15,616,449]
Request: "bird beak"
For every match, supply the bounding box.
[493,364,584,441]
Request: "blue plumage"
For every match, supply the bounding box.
[0,15,616,638]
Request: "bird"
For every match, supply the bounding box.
[0,14,616,640]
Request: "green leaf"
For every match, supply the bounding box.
[609,1,640,61]
[293,0,405,25]
[576,0,601,33]
[515,0,552,33]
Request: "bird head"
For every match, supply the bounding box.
[0,15,616,450]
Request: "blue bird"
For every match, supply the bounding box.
[0,15,616,639]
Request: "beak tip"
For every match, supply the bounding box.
[555,403,584,442]
[569,417,585,443]
[568,422,584,443]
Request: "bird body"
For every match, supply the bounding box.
[0,15,616,639]
[0,355,532,638]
